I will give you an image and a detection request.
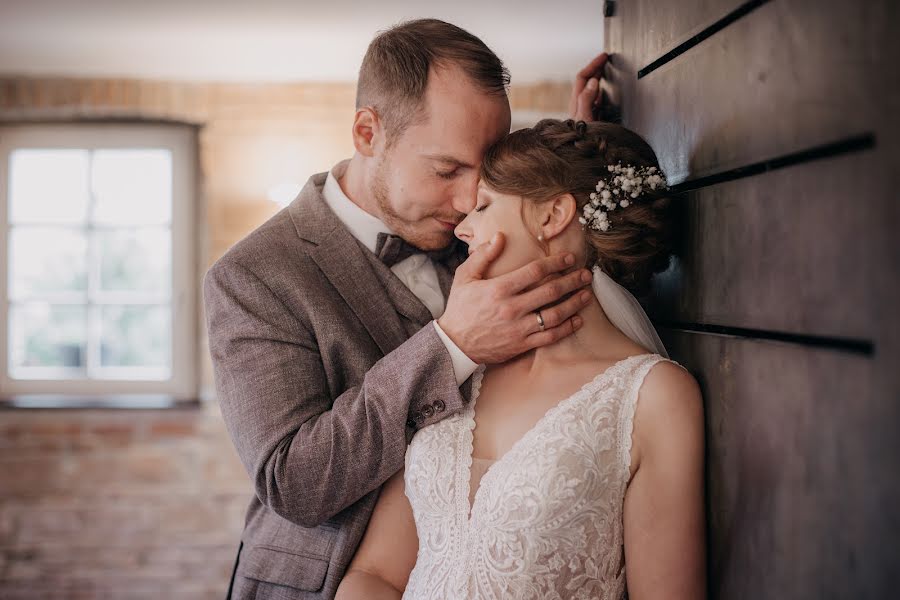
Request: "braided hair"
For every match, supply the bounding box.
[480,119,679,297]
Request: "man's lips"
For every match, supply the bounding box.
[436,219,459,231]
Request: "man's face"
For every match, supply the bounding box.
[372,65,512,251]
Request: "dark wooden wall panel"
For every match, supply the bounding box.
[615,0,749,76]
[661,330,899,599]
[646,149,876,339]
[604,0,900,597]
[607,0,891,182]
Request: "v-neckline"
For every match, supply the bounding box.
[460,353,655,523]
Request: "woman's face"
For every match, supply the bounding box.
[454,181,546,279]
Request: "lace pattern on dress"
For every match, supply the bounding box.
[402,353,683,600]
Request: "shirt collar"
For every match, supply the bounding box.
[322,160,393,253]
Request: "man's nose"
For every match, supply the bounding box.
[450,176,479,214]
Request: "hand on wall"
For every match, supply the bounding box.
[569,52,610,122]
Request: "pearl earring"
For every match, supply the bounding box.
[537,234,544,242]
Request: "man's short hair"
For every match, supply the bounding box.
[356,18,510,143]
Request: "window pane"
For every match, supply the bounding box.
[9,227,88,299]
[96,228,171,294]
[91,149,172,225]
[9,304,86,370]
[9,149,90,224]
[99,305,170,368]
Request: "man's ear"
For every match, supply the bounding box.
[538,193,578,240]
[352,107,383,157]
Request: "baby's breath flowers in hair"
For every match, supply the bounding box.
[579,163,668,232]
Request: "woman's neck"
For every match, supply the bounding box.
[516,287,642,376]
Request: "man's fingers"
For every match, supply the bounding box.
[525,316,584,350]
[576,52,610,82]
[497,253,576,296]
[575,77,600,122]
[543,290,592,329]
[458,232,505,282]
[515,270,593,315]
[571,53,609,118]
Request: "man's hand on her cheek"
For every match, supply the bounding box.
[437,232,594,365]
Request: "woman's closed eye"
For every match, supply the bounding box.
[436,168,459,180]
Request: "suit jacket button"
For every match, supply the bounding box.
[433,399,445,412]
[414,412,425,424]
[421,404,435,419]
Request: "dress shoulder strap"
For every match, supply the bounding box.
[616,354,689,480]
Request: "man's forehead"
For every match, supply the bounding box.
[412,108,509,162]
[423,65,510,117]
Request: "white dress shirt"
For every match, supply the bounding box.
[322,162,478,386]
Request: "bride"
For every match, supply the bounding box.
[335,119,707,599]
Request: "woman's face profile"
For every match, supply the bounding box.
[454,181,546,280]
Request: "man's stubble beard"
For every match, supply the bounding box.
[372,154,456,251]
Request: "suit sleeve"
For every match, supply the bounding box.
[203,258,468,528]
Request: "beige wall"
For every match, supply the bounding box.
[0,75,570,599]
[0,77,570,260]
[1,75,570,396]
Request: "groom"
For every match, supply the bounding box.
[204,18,608,600]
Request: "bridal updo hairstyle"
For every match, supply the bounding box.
[480,119,679,297]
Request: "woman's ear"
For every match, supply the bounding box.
[351,107,383,157]
[538,193,578,241]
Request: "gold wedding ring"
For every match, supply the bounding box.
[536,311,545,332]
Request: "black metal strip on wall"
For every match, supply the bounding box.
[654,320,875,356]
[671,133,876,193]
[637,0,772,79]
[669,133,876,193]
[653,132,878,357]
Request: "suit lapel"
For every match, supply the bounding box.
[312,234,413,356]
[290,173,411,356]
[288,170,473,356]
[362,252,435,328]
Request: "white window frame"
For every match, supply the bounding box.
[0,123,197,402]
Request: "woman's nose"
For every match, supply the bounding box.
[454,218,472,243]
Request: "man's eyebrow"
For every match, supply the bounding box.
[424,154,475,169]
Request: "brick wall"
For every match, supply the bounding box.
[0,409,249,599]
[0,75,570,598]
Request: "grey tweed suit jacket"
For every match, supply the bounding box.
[203,171,472,599]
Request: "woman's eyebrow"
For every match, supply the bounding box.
[424,153,475,169]
[476,186,495,200]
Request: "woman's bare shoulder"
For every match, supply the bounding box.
[631,358,704,470]
[641,357,700,402]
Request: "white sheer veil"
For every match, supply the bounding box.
[590,265,669,358]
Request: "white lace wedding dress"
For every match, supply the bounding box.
[402,352,685,599]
